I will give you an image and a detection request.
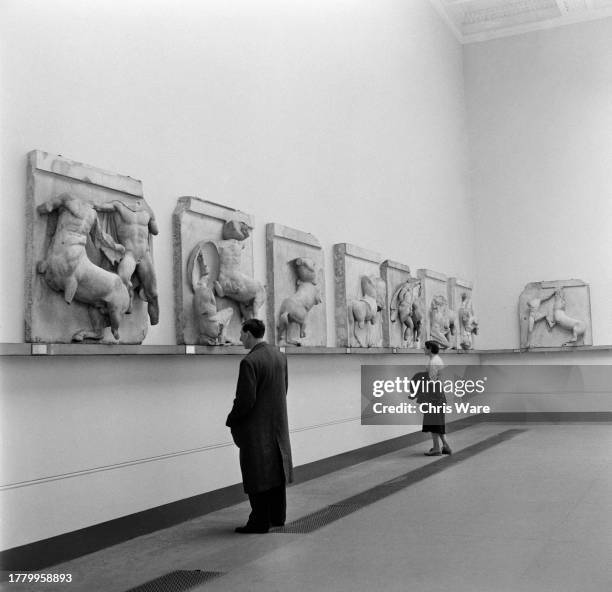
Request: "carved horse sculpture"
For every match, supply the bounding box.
[187,243,234,345]
[390,281,423,348]
[458,292,478,350]
[277,257,322,346]
[527,288,586,346]
[36,193,130,341]
[349,275,386,347]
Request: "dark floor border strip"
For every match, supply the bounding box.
[274,429,524,534]
[2,412,606,571]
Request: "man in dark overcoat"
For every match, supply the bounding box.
[226,319,293,533]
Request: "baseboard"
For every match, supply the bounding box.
[2,411,607,571]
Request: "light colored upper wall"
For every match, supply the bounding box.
[465,18,612,349]
[0,0,474,345]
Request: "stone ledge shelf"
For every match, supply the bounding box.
[1,343,612,356]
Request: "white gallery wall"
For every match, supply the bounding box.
[465,19,612,349]
[0,0,477,551]
[0,0,474,345]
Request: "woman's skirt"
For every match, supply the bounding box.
[422,411,446,434]
[412,370,446,434]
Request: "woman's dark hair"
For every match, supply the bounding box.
[242,319,265,338]
[424,340,439,354]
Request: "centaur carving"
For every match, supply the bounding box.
[36,193,130,341]
[527,287,586,347]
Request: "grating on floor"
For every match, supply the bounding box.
[123,570,224,592]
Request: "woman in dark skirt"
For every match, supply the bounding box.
[417,341,452,456]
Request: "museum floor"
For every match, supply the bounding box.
[3,422,611,592]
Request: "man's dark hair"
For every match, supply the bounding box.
[424,340,439,354]
[242,318,265,338]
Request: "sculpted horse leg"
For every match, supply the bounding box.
[108,302,127,340]
[278,311,289,344]
[299,317,307,339]
[351,302,368,347]
[72,307,106,342]
[554,309,586,346]
[562,319,586,346]
[572,322,586,343]
[353,302,366,329]
[286,314,303,346]
[367,315,380,347]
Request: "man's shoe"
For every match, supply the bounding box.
[235,524,269,534]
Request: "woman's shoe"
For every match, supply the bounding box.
[425,449,442,456]
[441,446,452,455]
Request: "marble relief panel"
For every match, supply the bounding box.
[265,223,326,347]
[26,150,158,344]
[417,269,455,350]
[381,260,423,349]
[448,277,477,350]
[173,197,264,346]
[519,279,592,348]
[334,244,385,348]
